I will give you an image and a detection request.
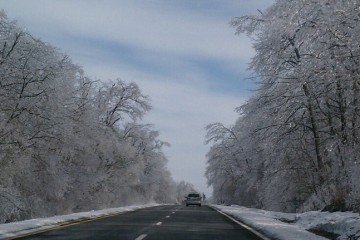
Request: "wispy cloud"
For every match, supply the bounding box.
[82,63,245,194]
[1,0,275,195]
[5,0,256,61]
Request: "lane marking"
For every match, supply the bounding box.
[166,215,170,218]
[171,212,175,214]
[7,211,130,240]
[8,205,163,240]
[211,206,271,240]
[135,234,147,240]
[155,222,162,226]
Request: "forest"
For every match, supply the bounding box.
[205,0,360,212]
[0,11,196,223]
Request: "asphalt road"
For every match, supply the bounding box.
[16,205,267,240]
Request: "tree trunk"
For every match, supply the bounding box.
[303,82,324,178]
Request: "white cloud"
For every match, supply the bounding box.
[0,0,275,196]
[76,61,244,194]
[2,0,256,63]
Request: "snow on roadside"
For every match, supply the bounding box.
[295,210,360,240]
[212,204,360,240]
[0,203,160,239]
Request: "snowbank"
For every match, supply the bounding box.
[0,203,160,239]
[212,204,360,240]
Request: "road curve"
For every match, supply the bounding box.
[16,205,268,240]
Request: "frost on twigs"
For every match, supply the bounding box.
[206,0,360,213]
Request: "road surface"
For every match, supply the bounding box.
[16,205,268,240]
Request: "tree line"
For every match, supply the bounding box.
[205,0,360,212]
[0,11,195,223]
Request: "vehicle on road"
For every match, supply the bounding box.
[185,192,202,207]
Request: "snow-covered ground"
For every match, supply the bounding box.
[212,204,360,240]
[0,203,160,239]
[0,203,358,239]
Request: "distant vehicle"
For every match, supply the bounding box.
[185,193,202,207]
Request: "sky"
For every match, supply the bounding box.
[0,0,275,197]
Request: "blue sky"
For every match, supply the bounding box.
[0,0,275,196]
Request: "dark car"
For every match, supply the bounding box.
[185,193,202,207]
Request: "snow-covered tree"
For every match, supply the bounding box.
[0,10,183,223]
[206,0,360,212]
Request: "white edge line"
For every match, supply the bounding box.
[4,205,161,240]
[210,206,272,240]
[135,234,147,240]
